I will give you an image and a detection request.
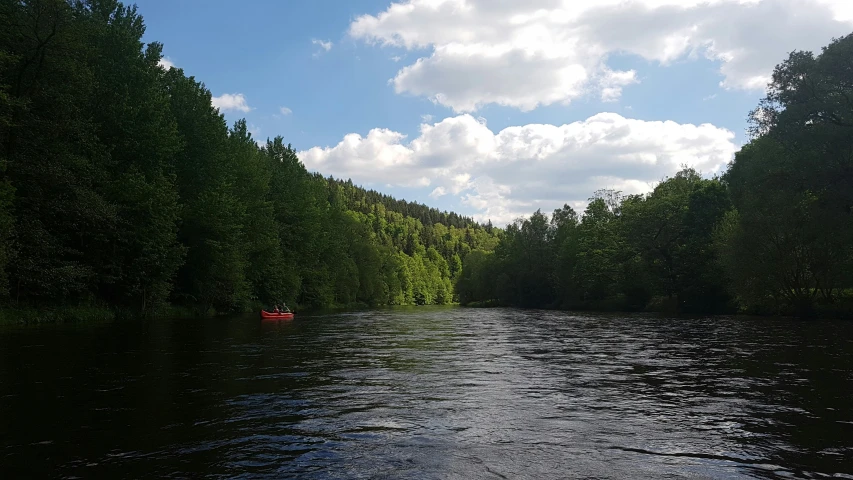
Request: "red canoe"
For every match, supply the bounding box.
[260,310,294,320]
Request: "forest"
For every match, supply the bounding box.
[0,0,499,319]
[1,0,850,321]
[457,33,853,318]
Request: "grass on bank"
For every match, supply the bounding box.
[0,305,116,325]
[0,298,461,325]
[0,303,208,325]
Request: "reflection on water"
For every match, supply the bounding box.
[1,307,851,479]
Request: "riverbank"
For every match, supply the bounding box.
[0,300,461,325]
[0,306,117,326]
[462,294,853,319]
[7,294,849,325]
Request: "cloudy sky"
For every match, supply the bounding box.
[137,0,853,225]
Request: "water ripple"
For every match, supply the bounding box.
[1,307,852,479]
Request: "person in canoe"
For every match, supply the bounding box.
[270,302,291,314]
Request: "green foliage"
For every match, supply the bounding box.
[458,175,737,314]
[2,1,848,319]
[0,0,498,314]
[0,50,15,298]
[719,136,851,316]
[620,169,733,313]
[0,171,12,298]
[459,34,853,318]
[0,305,115,325]
[455,250,498,305]
[721,33,853,317]
[574,193,627,306]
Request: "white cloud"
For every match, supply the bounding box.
[421,114,434,123]
[312,39,333,56]
[211,93,251,113]
[280,106,293,115]
[298,113,737,225]
[429,186,447,198]
[158,57,175,69]
[349,0,853,113]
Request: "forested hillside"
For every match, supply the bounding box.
[457,33,853,318]
[0,0,499,317]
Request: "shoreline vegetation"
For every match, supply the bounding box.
[0,302,451,326]
[0,0,500,325]
[1,2,851,324]
[455,32,853,321]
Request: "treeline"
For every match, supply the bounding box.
[0,0,498,316]
[325,177,490,231]
[458,34,853,318]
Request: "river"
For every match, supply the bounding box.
[1,307,851,479]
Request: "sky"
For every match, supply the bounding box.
[135,0,853,226]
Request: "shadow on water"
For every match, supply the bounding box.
[1,307,852,479]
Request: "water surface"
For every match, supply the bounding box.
[1,307,852,479]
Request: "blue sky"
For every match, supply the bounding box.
[135,0,853,224]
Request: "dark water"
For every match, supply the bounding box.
[1,307,852,479]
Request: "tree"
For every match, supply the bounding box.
[721,34,853,316]
[720,137,849,315]
[455,250,496,305]
[620,169,733,313]
[573,193,625,305]
[549,205,580,307]
[227,120,284,307]
[0,0,507,316]
[162,67,248,313]
[82,3,186,311]
[0,50,16,298]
